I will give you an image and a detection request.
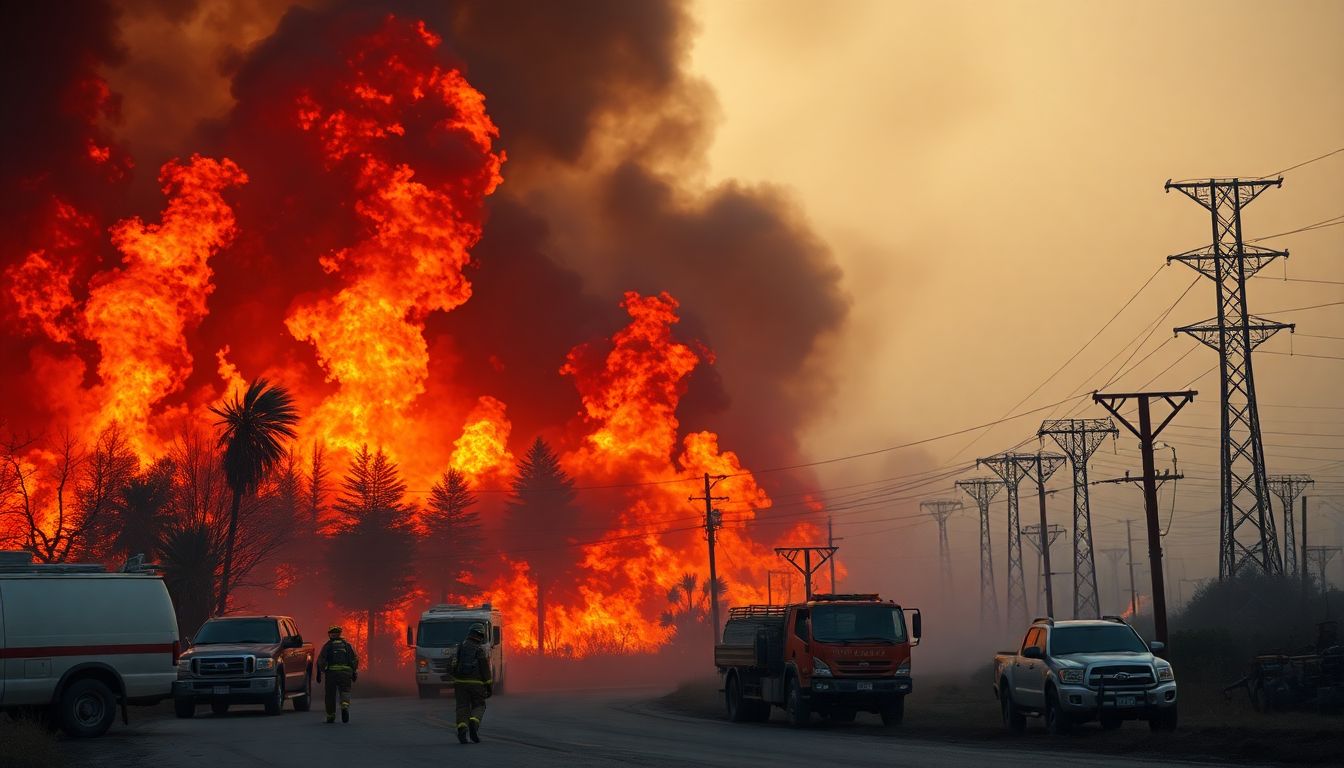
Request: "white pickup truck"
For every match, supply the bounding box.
[993,617,1177,734]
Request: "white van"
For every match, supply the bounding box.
[407,603,505,698]
[0,552,180,737]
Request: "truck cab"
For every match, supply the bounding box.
[716,594,921,727]
[407,603,505,698]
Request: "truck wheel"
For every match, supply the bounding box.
[1045,687,1072,735]
[263,673,284,715]
[1149,705,1178,732]
[726,674,749,722]
[174,697,195,719]
[880,696,905,726]
[418,685,440,699]
[58,679,117,738]
[293,669,313,711]
[1001,686,1026,733]
[785,676,809,728]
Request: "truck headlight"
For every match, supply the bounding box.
[177,659,191,673]
[1157,665,1174,682]
[255,657,275,672]
[1059,669,1085,685]
[896,659,911,676]
[812,657,832,678]
[417,658,429,670]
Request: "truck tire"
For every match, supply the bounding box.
[785,676,809,728]
[1000,685,1025,733]
[174,697,195,719]
[58,678,117,738]
[880,696,905,726]
[263,673,284,715]
[1045,687,1072,735]
[726,674,750,722]
[293,668,313,711]
[418,685,440,699]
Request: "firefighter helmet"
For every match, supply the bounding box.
[468,623,486,639]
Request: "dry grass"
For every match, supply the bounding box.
[0,716,64,768]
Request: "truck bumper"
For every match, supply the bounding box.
[1057,682,1178,717]
[809,675,912,705]
[173,676,278,704]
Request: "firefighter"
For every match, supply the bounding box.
[316,625,359,723]
[446,622,492,743]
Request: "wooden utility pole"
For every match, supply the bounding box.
[690,474,728,638]
[1094,390,1196,645]
[775,547,837,600]
[1126,519,1139,618]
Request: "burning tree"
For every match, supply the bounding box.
[421,468,482,604]
[327,445,417,671]
[0,425,136,563]
[506,438,580,657]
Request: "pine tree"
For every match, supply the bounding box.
[327,445,417,671]
[505,437,579,656]
[422,468,482,603]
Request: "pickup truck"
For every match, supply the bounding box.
[993,617,1177,734]
[173,615,314,717]
[715,593,921,727]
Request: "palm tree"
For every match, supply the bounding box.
[210,378,299,615]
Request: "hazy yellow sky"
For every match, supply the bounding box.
[690,0,1344,598]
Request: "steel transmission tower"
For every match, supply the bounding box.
[1039,418,1118,618]
[1266,475,1314,577]
[957,478,1003,628]
[976,452,1067,626]
[1023,523,1066,615]
[1167,177,1294,579]
[921,499,962,598]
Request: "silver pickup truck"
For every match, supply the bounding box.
[993,617,1177,734]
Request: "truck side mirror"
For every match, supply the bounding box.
[406,626,414,648]
[912,612,922,641]
[1149,641,1166,657]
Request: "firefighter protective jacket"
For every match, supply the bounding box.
[318,638,360,673]
[452,637,492,685]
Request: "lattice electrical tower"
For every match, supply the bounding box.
[1266,474,1314,577]
[1040,418,1118,618]
[1167,178,1294,579]
[1023,523,1066,615]
[957,478,1002,628]
[976,452,1067,626]
[921,499,963,599]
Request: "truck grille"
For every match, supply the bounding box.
[1088,664,1154,689]
[834,660,894,675]
[193,656,253,676]
[430,659,452,675]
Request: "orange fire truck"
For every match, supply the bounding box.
[714,593,921,727]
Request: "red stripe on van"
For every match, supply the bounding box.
[0,643,174,659]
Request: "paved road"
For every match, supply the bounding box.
[67,690,1212,767]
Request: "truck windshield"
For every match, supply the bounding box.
[1051,626,1148,655]
[418,621,477,647]
[811,605,906,644]
[194,618,279,645]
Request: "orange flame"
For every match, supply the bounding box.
[285,16,504,479]
[83,155,247,459]
[450,395,516,485]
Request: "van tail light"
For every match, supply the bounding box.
[172,640,181,665]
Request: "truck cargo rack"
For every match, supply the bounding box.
[728,605,787,619]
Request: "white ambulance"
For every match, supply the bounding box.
[407,603,505,698]
[0,551,180,737]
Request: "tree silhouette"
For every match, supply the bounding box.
[307,442,329,529]
[210,378,299,614]
[106,458,174,562]
[327,445,416,671]
[421,468,482,603]
[505,437,579,656]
